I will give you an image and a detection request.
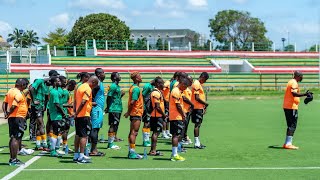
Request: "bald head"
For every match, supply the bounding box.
[88,75,99,89]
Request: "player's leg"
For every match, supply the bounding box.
[193,109,205,149]
[50,121,59,157]
[170,120,185,161]
[107,113,120,149]
[28,107,36,141]
[8,118,25,166]
[77,117,92,163]
[283,109,299,149]
[142,112,151,147]
[128,116,142,159]
[149,117,163,156]
[182,112,192,144]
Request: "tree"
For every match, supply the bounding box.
[7,28,40,48]
[43,28,68,47]
[68,13,130,46]
[209,10,271,51]
[284,44,295,52]
[156,38,164,50]
[24,30,40,47]
[134,37,148,50]
[309,44,319,52]
[7,28,25,48]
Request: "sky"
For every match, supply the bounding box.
[0,0,319,50]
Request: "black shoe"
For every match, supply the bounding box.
[9,158,25,166]
[194,144,206,149]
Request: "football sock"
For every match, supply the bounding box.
[56,136,62,150]
[74,152,79,160]
[50,136,57,151]
[36,136,41,146]
[285,136,293,145]
[129,143,135,153]
[108,132,115,144]
[194,137,200,146]
[79,153,84,159]
[172,147,178,156]
[142,128,149,142]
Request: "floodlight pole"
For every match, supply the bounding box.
[19,29,24,62]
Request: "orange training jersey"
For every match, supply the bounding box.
[128,84,144,117]
[75,83,92,117]
[4,88,28,118]
[283,79,300,110]
[182,87,192,113]
[169,87,184,121]
[191,80,206,110]
[67,92,73,115]
[163,80,170,102]
[151,89,165,117]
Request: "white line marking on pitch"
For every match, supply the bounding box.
[2,131,76,180]
[23,167,320,171]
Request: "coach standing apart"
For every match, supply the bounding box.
[282,71,309,150]
[2,79,28,166]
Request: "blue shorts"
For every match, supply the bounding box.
[91,106,104,129]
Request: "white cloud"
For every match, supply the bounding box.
[0,0,16,4]
[69,0,125,10]
[232,0,248,4]
[188,0,207,8]
[155,0,180,9]
[131,10,142,16]
[167,10,185,18]
[0,21,13,39]
[290,22,319,34]
[50,13,70,27]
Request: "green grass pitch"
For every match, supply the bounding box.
[1,96,320,179]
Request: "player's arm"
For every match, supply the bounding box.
[182,96,194,110]
[2,102,8,118]
[29,87,36,104]
[124,87,139,118]
[291,90,308,97]
[44,94,48,111]
[124,99,136,118]
[291,82,308,97]
[175,103,185,120]
[55,103,66,117]
[75,99,87,117]
[105,96,112,113]
[155,102,166,118]
[105,84,114,113]
[195,94,209,107]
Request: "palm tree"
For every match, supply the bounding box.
[24,30,40,47]
[7,28,24,48]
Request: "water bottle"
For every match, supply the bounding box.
[143,147,148,160]
[70,117,74,127]
[65,145,69,155]
[85,143,90,156]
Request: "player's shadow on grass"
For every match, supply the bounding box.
[110,156,130,159]
[153,157,170,161]
[0,162,10,166]
[0,153,10,155]
[156,149,172,152]
[268,145,283,149]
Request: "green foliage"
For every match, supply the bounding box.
[68,13,130,46]
[284,44,295,52]
[309,44,319,52]
[134,38,148,50]
[156,38,164,50]
[209,10,271,51]
[7,28,40,48]
[43,28,68,47]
